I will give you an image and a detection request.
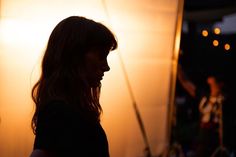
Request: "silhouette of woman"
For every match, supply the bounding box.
[29,16,117,157]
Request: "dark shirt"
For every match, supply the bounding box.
[33,101,109,157]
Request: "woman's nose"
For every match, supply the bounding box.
[103,64,110,72]
[102,60,110,72]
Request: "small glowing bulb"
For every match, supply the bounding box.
[202,30,208,37]
[224,43,230,51]
[214,27,221,35]
[213,40,219,46]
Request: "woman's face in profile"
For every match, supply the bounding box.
[84,50,110,87]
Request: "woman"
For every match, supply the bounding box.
[29,16,117,157]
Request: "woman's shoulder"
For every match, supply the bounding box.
[41,100,74,114]
[38,100,98,126]
[38,100,80,123]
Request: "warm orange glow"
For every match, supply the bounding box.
[202,30,208,37]
[214,27,221,35]
[0,0,183,156]
[224,43,230,51]
[213,40,219,46]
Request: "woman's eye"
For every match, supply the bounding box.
[99,53,108,60]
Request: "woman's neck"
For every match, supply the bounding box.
[210,87,221,97]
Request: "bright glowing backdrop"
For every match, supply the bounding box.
[0,0,183,157]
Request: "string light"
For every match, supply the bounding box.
[224,43,230,51]
[213,40,219,47]
[200,27,233,51]
[214,27,221,35]
[202,29,208,37]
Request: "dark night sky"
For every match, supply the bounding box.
[178,8,236,98]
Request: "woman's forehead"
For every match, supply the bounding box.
[91,47,110,54]
[87,48,110,57]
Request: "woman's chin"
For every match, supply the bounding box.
[89,81,101,87]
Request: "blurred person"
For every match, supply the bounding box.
[29,16,117,157]
[177,64,230,157]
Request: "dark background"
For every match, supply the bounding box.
[172,0,236,156]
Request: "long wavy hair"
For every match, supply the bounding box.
[31,16,117,134]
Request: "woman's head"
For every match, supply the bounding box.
[31,16,117,132]
[42,16,117,87]
[207,74,225,96]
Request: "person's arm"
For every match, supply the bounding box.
[177,64,196,98]
[29,149,55,157]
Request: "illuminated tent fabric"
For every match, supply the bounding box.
[0,0,183,156]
